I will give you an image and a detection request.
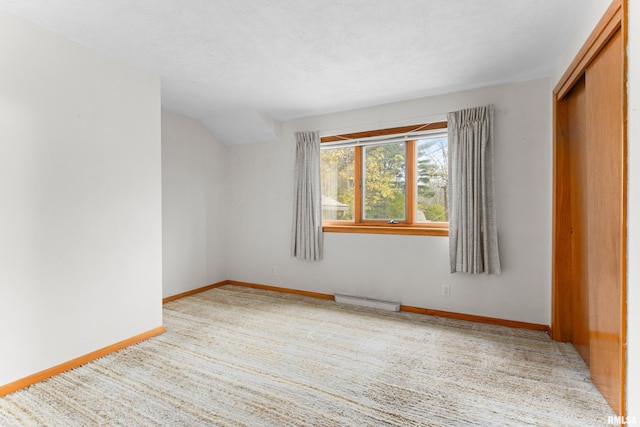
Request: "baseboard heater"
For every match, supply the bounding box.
[334,293,400,312]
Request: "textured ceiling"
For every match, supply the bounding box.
[0,0,590,144]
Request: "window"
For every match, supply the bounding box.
[320,122,449,236]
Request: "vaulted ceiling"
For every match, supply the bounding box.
[0,1,591,144]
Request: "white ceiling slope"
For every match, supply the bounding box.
[0,0,590,145]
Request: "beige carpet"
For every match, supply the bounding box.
[0,285,615,426]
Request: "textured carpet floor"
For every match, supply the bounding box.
[0,285,615,426]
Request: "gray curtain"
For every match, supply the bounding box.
[447,105,501,274]
[291,131,323,261]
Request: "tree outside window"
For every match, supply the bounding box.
[320,123,448,232]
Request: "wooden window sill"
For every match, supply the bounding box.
[322,224,448,237]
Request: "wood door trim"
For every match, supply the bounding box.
[554,0,622,100]
[620,2,628,416]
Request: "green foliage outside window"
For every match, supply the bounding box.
[320,147,354,220]
[417,137,448,222]
[320,134,448,223]
[363,143,406,220]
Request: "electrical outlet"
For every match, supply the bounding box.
[442,284,451,297]
[271,266,277,276]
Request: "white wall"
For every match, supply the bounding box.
[227,77,552,325]
[162,110,229,297]
[0,10,162,386]
[626,0,639,419]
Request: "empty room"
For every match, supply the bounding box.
[0,0,638,425]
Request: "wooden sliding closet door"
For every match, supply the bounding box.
[584,29,624,414]
[553,22,625,415]
[566,77,590,364]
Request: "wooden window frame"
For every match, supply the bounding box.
[321,122,449,237]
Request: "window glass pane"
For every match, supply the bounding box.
[363,142,406,220]
[320,147,355,221]
[416,137,448,222]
